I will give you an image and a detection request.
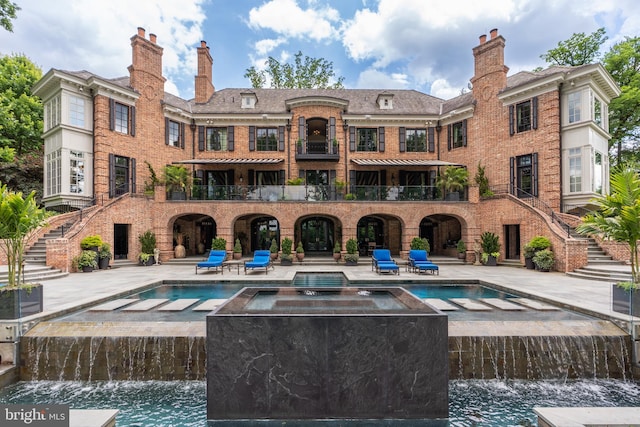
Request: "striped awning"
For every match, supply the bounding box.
[173,158,284,165]
[350,159,461,166]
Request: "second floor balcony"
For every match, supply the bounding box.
[175,184,468,202]
[295,139,340,162]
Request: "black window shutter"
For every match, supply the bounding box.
[130,158,136,193]
[249,126,255,151]
[298,116,305,141]
[227,169,234,186]
[330,169,336,183]
[330,117,336,141]
[165,118,170,145]
[462,119,467,147]
[349,170,356,193]
[180,123,185,149]
[380,170,386,186]
[509,157,515,195]
[279,170,285,186]
[198,126,205,151]
[399,127,406,152]
[532,97,538,130]
[349,126,356,151]
[248,169,255,185]
[298,169,305,179]
[196,170,204,187]
[532,153,539,196]
[108,153,115,197]
[399,170,407,186]
[227,126,234,151]
[447,124,452,151]
[109,99,115,131]
[428,127,435,152]
[130,106,136,136]
[278,126,285,151]
[378,127,385,152]
[509,105,515,136]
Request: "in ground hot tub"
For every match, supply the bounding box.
[206,286,448,424]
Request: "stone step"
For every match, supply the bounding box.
[567,269,632,282]
[0,265,68,283]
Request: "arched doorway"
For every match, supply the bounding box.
[171,214,215,256]
[300,217,335,255]
[357,216,384,256]
[420,214,462,255]
[251,217,280,252]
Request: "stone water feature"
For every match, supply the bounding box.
[206,287,449,423]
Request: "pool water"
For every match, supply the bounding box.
[1,379,639,426]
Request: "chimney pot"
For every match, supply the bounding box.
[479,34,487,44]
[490,28,498,39]
[201,40,207,48]
[150,33,157,43]
[137,27,145,37]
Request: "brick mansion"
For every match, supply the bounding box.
[31,27,620,272]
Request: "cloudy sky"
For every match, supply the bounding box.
[1,0,638,100]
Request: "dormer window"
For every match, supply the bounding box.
[241,93,257,109]
[377,93,394,110]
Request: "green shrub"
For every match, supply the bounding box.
[211,237,226,251]
[532,249,554,270]
[528,236,551,251]
[269,238,278,253]
[139,230,156,254]
[233,239,242,253]
[281,237,293,256]
[98,243,112,260]
[480,231,500,255]
[73,250,98,270]
[410,237,430,252]
[456,240,466,253]
[296,242,304,253]
[80,235,103,249]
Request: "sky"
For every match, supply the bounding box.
[1,0,639,100]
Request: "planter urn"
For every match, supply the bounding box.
[0,284,44,319]
[612,284,640,316]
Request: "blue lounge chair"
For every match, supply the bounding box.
[371,249,399,275]
[408,249,439,275]
[195,250,227,274]
[244,250,273,274]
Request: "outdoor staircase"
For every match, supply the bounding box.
[566,229,630,282]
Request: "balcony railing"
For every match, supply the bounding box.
[295,140,340,161]
[174,184,468,202]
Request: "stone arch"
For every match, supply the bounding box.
[169,213,216,257]
[295,214,343,256]
[356,213,404,255]
[420,214,468,256]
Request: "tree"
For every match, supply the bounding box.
[0,0,19,32]
[0,182,49,287]
[540,27,607,66]
[575,166,640,285]
[244,51,345,89]
[0,54,43,155]
[603,36,640,166]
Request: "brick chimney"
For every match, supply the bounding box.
[195,40,215,103]
[470,28,508,93]
[128,27,165,93]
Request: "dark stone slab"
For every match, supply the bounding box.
[207,287,448,422]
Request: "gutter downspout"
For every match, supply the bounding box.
[558,83,563,213]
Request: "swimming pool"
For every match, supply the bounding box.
[1,379,639,426]
[56,273,592,322]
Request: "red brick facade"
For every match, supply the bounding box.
[31,28,620,273]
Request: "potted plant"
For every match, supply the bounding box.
[174,232,186,258]
[296,242,305,262]
[269,238,279,260]
[344,238,359,265]
[233,238,242,260]
[410,237,430,253]
[280,237,293,265]
[0,183,48,319]
[333,241,342,262]
[162,164,191,200]
[524,236,551,270]
[456,240,466,260]
[139,230,156,266]
[480,231,500,266]
[296,138,303,154]
[532,249,554,272]
[211,236,227,251]
[80,235,103,251]
[74,249,99,272]
[474,162,494,197]
[436,166,469,201]
[334,179,346,200]
[98,242,112,269]
[332,138,339,154]
[344,193,356,200]
[611,281,640,316]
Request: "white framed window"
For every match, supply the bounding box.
[69,150,85,194]
[568,92,581,123]
[206,127,228,151]
[568,147,582,193]
[69,95,85,127]
[114,102,129,134]
[593,96,602,128]
[168,120,180,147]
[594,151,603,194]
[46,149,62,196]
[45,95,61,131]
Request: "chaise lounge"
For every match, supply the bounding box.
[195,250,227,274]
[408,249,439,275]
[244,250,273,275]
[371,249,400,275]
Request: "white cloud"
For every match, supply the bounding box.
[254,38,287,56]
[356,69,410,89]
[430,79,464,99]
[0,0,207,97]
[248,0,340,42]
